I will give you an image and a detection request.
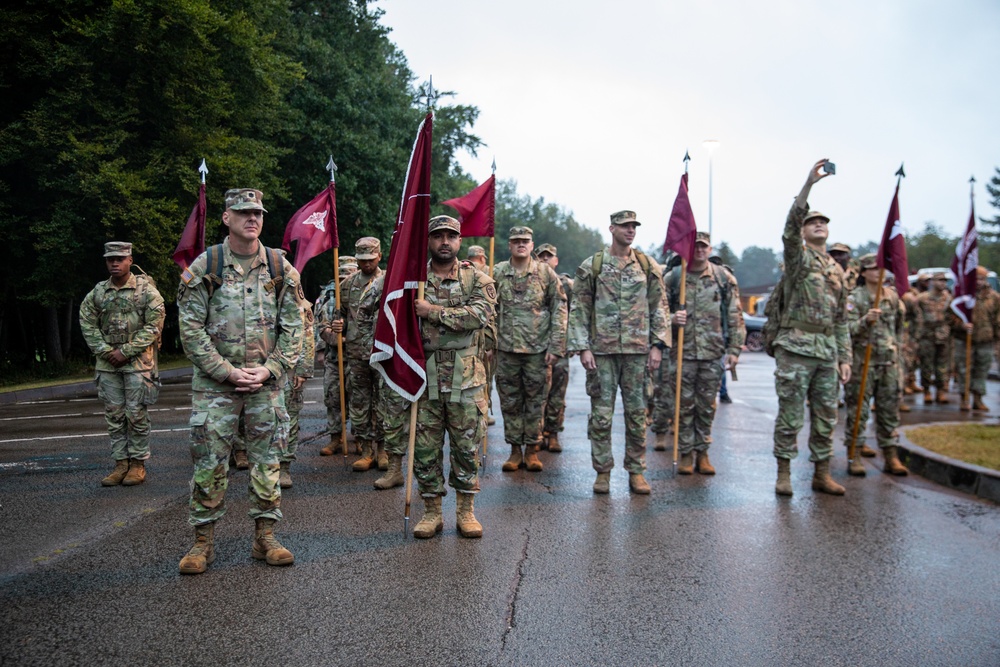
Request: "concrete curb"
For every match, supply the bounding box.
[897,422,1000,504]
[0,367,194,405]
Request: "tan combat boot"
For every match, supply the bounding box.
[547,432,562,453]
[629,473,651,495]
[279,461,292,489]
[122,459,146,486]
[592,471,610,494]
[319,436,339,456]
[523,446,543,472]
[899,401,911,413]
[811,459,846,495]
[922,389,932,404]
[883,446,909,476]
[233,449,250,470]
[376,442,389,470]
[848,454,866,477]
[413,496,443,538]
[972,394,989,412]
[252,518,294,565]
[935,388,950,404]
[352,440,376,472]
[677,452,694,475]
[654,432,668,451]
[775,458,793,496]
[860,443,877,458]
[179,523,215,575]
[501,445,522,472]
[374,454,404,490]
[101,460,129,487]
[456,492,483,538]
[696,451,716,475]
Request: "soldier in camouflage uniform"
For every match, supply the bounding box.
[568,210,670,495]
[177,188,304,574]
[536,243,573,452]
[493,227,567,473]
[467,244,497,426]
[316,257,357,456]
[916,272,953,404]
[828,242,859,291]
[771,161,852,497]
[663,232,745,475]
[900,282,923,398]
[951,266,1000,411]
[843,254,909,477]
[80,242,166,487]
[278,296,315,488]
[411,216,497,539]
[327,238,385,471]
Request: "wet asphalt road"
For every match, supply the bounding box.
[1,354,998,666]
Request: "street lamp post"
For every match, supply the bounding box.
[703,139,720,238]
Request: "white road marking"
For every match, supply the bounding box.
[0,427,188,445]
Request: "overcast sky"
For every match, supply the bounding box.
[379,0,1000,257]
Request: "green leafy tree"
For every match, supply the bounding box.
[735,246,780,289]
[904,222,957,271]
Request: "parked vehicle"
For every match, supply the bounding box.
[744,313,766,352]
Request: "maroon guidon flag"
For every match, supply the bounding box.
[173,183,207,275]
[370,112,433,401]
[442,174,495,237]
[282,182,339,274]
[950,199,978,323]
[663,172,698,264]
[876,182,910,295]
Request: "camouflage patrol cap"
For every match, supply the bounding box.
[803,210,830,224]
[932,271,947,280]
[467,245,486,258]
[610,210,641,226]
[695,231,711,246]
[536,243,558,257]
[976,266,988,277]
[829,242,851,254]
[339,256,357,277]
[858,253,878,270]
[224,188,267,212]
[509,226,533,241]
[354,237,381,260]
[428,215,461,234]
[103,241,132,258]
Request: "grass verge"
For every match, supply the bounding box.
[0,356,191,394]
[906,424,1000,471]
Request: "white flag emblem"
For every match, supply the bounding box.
[303,210,327,232]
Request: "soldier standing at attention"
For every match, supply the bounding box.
[843,254,909,477]
[664,232,745,475]
[916,272,953,404]
[494,227,567,473]
[772,160,852,497]
[568,210,669,495]
[411,215,497,539]
[952,266,1000,412]
[536,242,574,452]
[317,257,357,456]
[466,244,497,426]
[328,237,385,472]
[900,280,923,401]
[177,188,304,574]
[80,242,165,487]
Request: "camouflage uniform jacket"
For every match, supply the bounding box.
[950,287,1000,344]
[294,301,316,379]
[178,238,304,392]
[313,280,337,354]
[842,260,860,291]
[493,258,567,356]
[916,289,952,343]
[846,284,903,364]
[80,273,165,373]
[664,264,746,360]
[567,248,670,355]
[422,260,497,398]
[773,204,851,365]
[902,290,921,339]
[338,268,384,360]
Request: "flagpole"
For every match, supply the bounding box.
[848,268,884,464]
[671,260,687,478]
[323,156,349,468]
[963,175,976,407]
[403,281,425,537]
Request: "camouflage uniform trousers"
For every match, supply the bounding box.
[844,361,899,451]
[676,357,725,455]
[346,356,381,443]
[280,378,305,463]
[495,350,550,448]
[414,386,488,497]
[954,339,994,397]
[378,376,411,456]
[902,331,919,386]
[96,370,156,461]
[187,388,287,526]
[772,348,839,462]
[918,338,950,390]
[485,348,498,418]
[586,354,648,474]
[650,354,676,434]
[323,356,350,435]
[543,355,570,435]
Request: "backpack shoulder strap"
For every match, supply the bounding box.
[633,249,651,276]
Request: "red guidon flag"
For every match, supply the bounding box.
[370,112,433,401]
[173,183,207,275]
[663,172,698,264]
[950,198,978,323]
[282,182,339,274]
[876,181,910,295]
[442,174,495,237]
